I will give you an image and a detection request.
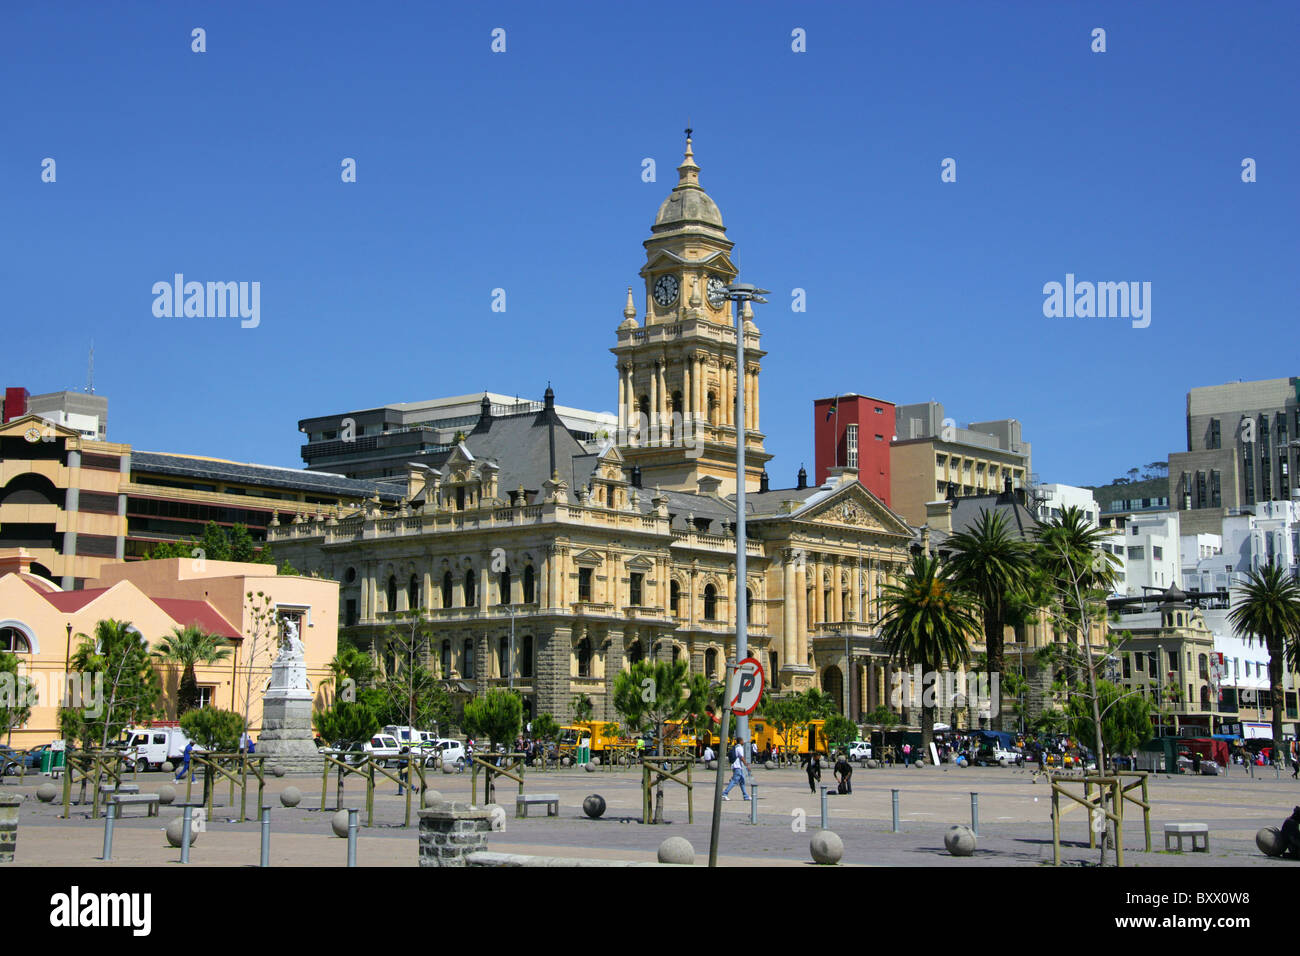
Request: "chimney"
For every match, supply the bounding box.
[925,499,954,534]
[759,469,770,493]
[797,465,808,490]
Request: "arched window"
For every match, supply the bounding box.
[499,567,512,605]
[707,391,717,425]
[464,568,476,607]
[705,647,718,679]
[746,588,754,619]
[671,644,681,665]
[463,639,475,679]
[1198,654,1208,679]
[670,391,682,440]
[408,574,420,610]
[670,581,681,616]
[498,637,510,677]
[386,576,397,613]
[0,627,32,653]
[577,638,592,678]
[456,486,465,511]
[442,571,454,608]
[440,640,451,678]
[1200,685,1211,709]
[523,565,536,604]
[521,635,534,678]
[703,584,718,621]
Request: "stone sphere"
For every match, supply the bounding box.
[157,784,176,805]
[160,761,174,774]
[421,789,445,808]
[585,762,596,773]
[280,786,302,808]
[590,755,601,767]
[707,760,718,771]
[441,759,458,774]
[583,794,606,819]
[331,809,351,838]
[998,757,1009,767]
[560,756,573,768]
[657,836,695,865]
[1256,826,1286,857]
[866,759,880,769]
[956,757,968,768]
[165,815,199,847]
[810,829,844,865]
[36,782,58,803]
[271,766,286,778]
[764,761,776,770]
[944,825,977,857]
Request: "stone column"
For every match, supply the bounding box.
[832,557,843,624]
[683,358,692,420]
[782,549,797,667]
[618,364,627,436]
[658,360,670,443]
[809,553,821,628]
[752,366,760,432]
[649,362,658,443]
[694,356,704,424]
[795,553,808,667]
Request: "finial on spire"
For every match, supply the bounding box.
[624,287,636,319]
[677,126,700,186]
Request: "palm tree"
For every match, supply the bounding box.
[877,552,982,754]
[152,625,233,715]
[1229,564,1300,761]
[326,645,376,705]
[944,510,1035,727]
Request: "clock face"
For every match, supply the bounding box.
[23,426,42,443]
[707,276,728,308]
[653,274,679,307]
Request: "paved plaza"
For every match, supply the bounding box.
[6,761,1300,867]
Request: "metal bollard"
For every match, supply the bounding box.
[749,784,758,825]
[970,792,979,836]
[820,785,829,829]
[181,806,193,864]
[346,808,358,867]
[101,802,116,861]
[891,788,900,833]
[260,806,271,867]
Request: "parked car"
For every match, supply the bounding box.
[0,745,39,775]
[363,734,401,767]
[425,738,466,770]
[122,726,200,772]
[848,741,873,761]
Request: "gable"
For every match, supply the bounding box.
[796,484,913,537]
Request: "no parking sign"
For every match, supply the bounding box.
[729,657,765,716]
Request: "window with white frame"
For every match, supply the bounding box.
[846,424,858,468]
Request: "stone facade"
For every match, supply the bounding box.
[0,791,21,863]
[418,802,493,867]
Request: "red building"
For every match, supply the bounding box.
[813,394,895,505]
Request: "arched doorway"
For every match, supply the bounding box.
[822,665,843,711]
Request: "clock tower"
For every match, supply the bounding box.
[611,133,771,495]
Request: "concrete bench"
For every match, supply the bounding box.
[1164,822,1209,852]
[516,793,559,818]
[110,793,161,818]
[99,783,140,795]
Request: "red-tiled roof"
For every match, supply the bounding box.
[35,585,112,613]
[152,599,241,640]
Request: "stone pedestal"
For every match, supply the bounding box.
[258,691,320,773]
[418,802,493,867]
[0,790,22,863]
[779,664,816,693]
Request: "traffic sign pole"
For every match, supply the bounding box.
[708,661,738,868]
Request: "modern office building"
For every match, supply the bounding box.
[1169,376,1300,535]
[0,413,401,589]
[812,393,895,504]
[889,401,1031,525]
[3,386,108,441]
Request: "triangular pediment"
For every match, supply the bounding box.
[570,548,605,566]
[639,250,737,276]
[624,554,655,570]
[794,483,913,537]
[0,414,80,442]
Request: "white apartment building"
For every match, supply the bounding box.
[1121,512,1182,596]
[1034,483,1127,594]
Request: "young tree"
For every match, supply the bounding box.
[152,625,233,715]
[822,714,859,755]
[571,693,595,723]
[227,523,258,563]
[180,706,245,751]
[324,645,375,706]
[1229,564,1300,761]
[1065,680,1152,764]
[0,651,35,745]
[877,553,982,755]
[313,700,381,745]
[612,659,693,822]
[461,689,523,750]
[199,522,232,562]
[238,592,278,754]
[369,611,452,734]
[142,540,194,560]
[761,695,809,765]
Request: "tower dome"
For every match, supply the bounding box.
[651,134,727,240]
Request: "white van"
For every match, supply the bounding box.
[124,726,199,771]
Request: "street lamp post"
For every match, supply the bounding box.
[720,281,768,767]
[64,622,73,707]
[1156,643,1164,737]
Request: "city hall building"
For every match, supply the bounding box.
[268,137,921,723]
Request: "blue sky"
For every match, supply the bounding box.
[3,1,1296,489]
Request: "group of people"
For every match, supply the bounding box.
[715,743,855,801]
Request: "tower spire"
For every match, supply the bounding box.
[677,126,700,187]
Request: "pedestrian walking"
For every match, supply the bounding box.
[721,741,750,801]
[174,741,194,784]
[806,752,822,793]
[902,743,912,768]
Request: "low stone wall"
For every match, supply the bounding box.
[418,802,493,866]
[0,790,22,863]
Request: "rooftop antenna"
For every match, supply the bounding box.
[86,341,95,394]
